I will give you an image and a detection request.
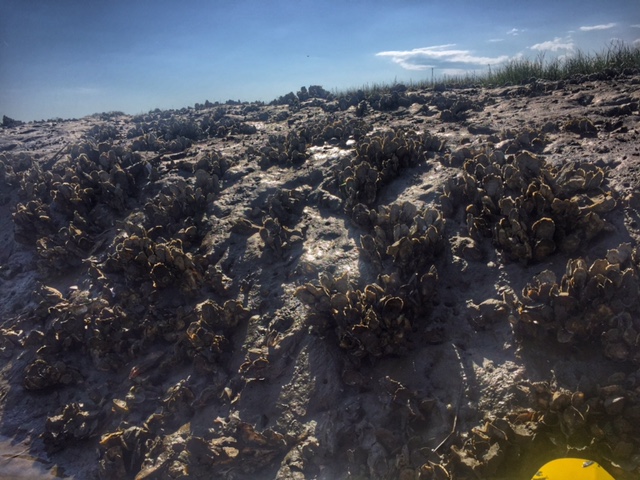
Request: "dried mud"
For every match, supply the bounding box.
[1,75,640,479]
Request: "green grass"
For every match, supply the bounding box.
[333,41,640,100]
[482,41,640,86]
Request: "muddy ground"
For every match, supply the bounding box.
[0,75,640,479]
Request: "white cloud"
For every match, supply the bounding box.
[376,44,510,71]
[632,24,640,28]
[579,23,616,31]
[507,28,523,36]
[488,38,504,43]
[530,37,576,52]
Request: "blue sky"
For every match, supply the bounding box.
[1,0,639,121]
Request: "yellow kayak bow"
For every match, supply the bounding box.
[531,458,615,480]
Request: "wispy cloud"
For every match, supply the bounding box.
[530,37,575,52]
[488,38,504,43]
[579,23,616,31]
[632,24,640,28]
[507,28,521,36]
[376,44,509,71]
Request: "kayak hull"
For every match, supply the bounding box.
[531,458,615,480]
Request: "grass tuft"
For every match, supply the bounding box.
[333,41,640,100]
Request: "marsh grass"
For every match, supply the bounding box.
[334,42,640,99]
[483,41,640,85]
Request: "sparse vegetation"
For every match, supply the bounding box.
[482,41,640,86]
[332,41,640,100]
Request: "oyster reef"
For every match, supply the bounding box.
[1,75,640,479]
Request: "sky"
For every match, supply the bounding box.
[1,0,639,121]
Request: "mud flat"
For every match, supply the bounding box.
[0,75,640,479]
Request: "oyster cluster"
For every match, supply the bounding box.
[98,425,155,479]
[266,187,306,225]
[25,284,146,374]
[13,142,147,263]
[4,130,246,444]
[564,116,598,137]
[451,373,640,477]
[252,117,368,168]
[272,84,332,106]
[512,243,640,363]
[295,84,332,102]
[497,126,550,154]
[24,358,82,391]
[274,83,429,115]
[103,234,203,293]
[296,192,446,359]
[43,402,100,454]
[431,92,480,122]
[451,414,536,477]
[0,153,19,187]
[296,264,439,360]
[441,360,640,478]
[322,83,489,116]
[336,128,444,212]
[20,286,258,479]
[293,129,448,360]
[513,377,640,476]
[126,105,265,150]
[143,174,219,226]
[129,131,169,152]
[258,130,309,167]
[356,202,446,278]
[249,188,307,258]
[259,217,304,258]
[295,174,445,358]
[45,155,216,276]
[444,149,615,263]
[129,415,288,479]
[186,299,250,370]
[88,122,120,142]
[305,117,368,145]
